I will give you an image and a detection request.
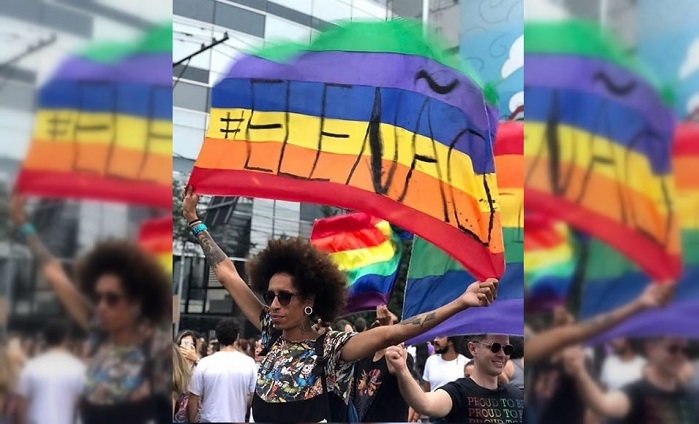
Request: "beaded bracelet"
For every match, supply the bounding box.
[192,223,208,237]
[18,223,36,240]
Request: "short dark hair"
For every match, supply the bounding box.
[216,319,241,346]
[247,238,347,322]
[354,317,367,332]
[77,240,170,323]
[333,319,351,332]
[44,321,69,347]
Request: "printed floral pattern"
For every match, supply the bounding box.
[257,309,355,403]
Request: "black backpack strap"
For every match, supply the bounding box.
[312,332,331,421]
[259,331,282,356]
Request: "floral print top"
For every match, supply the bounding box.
[83,325,170,405]
[256,308,356,404]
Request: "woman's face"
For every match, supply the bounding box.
[179,335,196,350]
[266,273,312,331]
[94,273,137,333]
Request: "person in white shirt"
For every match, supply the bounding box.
[600,338,646,391]
[187,318,256,423]
[423,336,469,392]
[15,321,86,424]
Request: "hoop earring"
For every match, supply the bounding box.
[304,306,313,316]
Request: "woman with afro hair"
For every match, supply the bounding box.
[10,195,170,424]
[182,187,498,423]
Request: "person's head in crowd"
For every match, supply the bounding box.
[172,343,191,398]
[509,335,524,360]
[196,334,207,357]
[610,338,635,356]
[464,359,475,378]
[216,318,241,348]
[432,336,458,355]
[643,336,690,379]
[354,317,367,333]
[247,238,348,334]
[206,338,219,356]
[43,320,69,348]
[333,319,354,333]
[176,330,197,351]
[467,334,512,377]
[77,240,170,335]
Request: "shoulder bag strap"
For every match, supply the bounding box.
[313,332,331,421]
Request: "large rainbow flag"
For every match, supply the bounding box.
[188,20,504,281]
[524,213,576,312]
[524,20,681,281]
[310,212,402,314]
[403,120,523,343]
[583,121,699,342]
[15,23,172,209]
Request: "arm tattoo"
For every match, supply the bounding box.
[197,231,228,269]
[26,235,55,266]
[399,312,436,328]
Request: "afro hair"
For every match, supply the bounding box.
[246,238,347,323]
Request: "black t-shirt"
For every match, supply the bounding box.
[620,379,698,424]
[351,353,414,422]
[528,359,588,424]
[440,377,524,423]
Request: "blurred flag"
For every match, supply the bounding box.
[524,213,576,312]
[310,212,402,314]
[403,120,524,343]
[583,122,699,342]
[137,216,172,274]
[15,23,172,209]
[188,19,504,281]
[524,20,681,281]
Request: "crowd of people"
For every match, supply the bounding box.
[171,187,523,423]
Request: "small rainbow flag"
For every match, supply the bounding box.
[189,19,504,281]
[403,120,524,342]
[138,216,172,274]
[15,23,172,209]
[582,122,699,340]
[524,213,576,312]
[310,212,402,314]
[524,20,681,281]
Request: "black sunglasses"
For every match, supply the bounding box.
[475,341,514,356]
[93,291,125,307]
[667,345,690,356]
[263,290,300,306]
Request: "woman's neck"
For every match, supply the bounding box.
[283,324,318,342]
[109,325,140,346]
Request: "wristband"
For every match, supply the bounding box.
[192,223,208,237]
[18,223,36,239]
[188,218,201,226]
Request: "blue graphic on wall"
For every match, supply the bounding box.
[460,0,523,119]
[638,0,699,119]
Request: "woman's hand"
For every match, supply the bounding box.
[179,344,200,364]
[10,193,27,225]
[182,186,200,221]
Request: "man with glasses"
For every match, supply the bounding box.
[564,336,697,424]
[386,334,524,423]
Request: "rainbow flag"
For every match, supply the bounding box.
[403,120,523,343]
[138,216,172,274]
[188,20,504,281]
[524,20,681,281]
[583,122,699,341]
[15,23,172,209]
[524,213,576,312]
[310,212,402,314]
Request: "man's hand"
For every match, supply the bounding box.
[562,346,586,377]
[182,186,200,221]
[459,278,498,308]
[386,344,409,376]
[377,304,393,327]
